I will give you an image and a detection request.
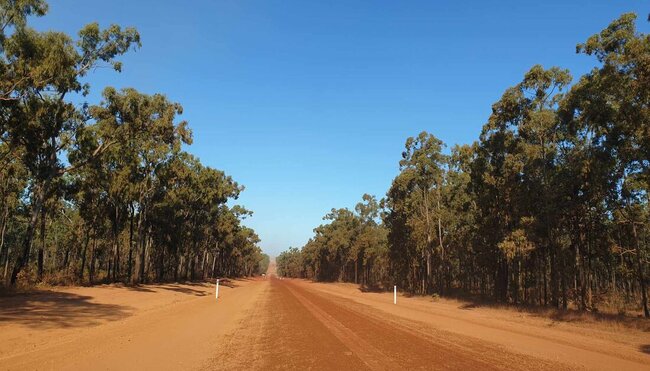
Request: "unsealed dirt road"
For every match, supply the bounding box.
[1,276,648,370]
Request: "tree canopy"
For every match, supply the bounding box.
[278,13,650,317]
[0,0,266,287]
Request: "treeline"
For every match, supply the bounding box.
[277,195,389,286]
[0,1,268,287]
[277,13,650,317]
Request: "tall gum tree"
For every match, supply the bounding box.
[3,18,140,284]
[472,65,571,303]
[385,132,448,294]
[87,88,191,283]
[561,13,650,317]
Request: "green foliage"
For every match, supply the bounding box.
[257,254,270,275]
[277,13,650,316]
[277,247,303,278]
[0,2,647,317]
[277,194,389,287]
[0,0,265,287]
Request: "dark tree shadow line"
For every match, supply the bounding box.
[0,291,133,329]
[0,281,237,329]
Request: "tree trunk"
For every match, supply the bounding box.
[144,232,152,281]
[0,206,9,281]
[11,186,44,285]
[38,207,46,280]
[112,204,120,282]
[3,243,11,284]
[62,245,70,271]
[201,250,207,280]
[79,229,90,282]
[543,252,548,306]
[550,248,559,308]
[138,209,146,283]
[211,249,217,278]
[632,223,649,318]
[128,203,135,282]
[158,247,164,281]
[89,238,96,284]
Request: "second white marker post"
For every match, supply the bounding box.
[393,285,397,304]
[216,279,220,301]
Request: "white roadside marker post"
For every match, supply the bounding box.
[216,279,220,301]
[394,285,397,305]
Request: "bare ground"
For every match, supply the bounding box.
[1,276,648,370]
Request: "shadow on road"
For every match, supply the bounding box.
[217,279,240,288]
[157,284,208,296]
[0,291,133,329]
[451,299,650,332]
[639,344,650,354]
[125,285,156,293]
[358,286,383,293]
[124,283,210,296]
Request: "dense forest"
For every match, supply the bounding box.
[278,13,650,317]
[0,0,268,287]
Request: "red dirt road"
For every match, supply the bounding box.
[1,276,649,370]
[211,277,649,370]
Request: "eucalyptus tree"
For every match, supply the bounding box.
[87,87,190,283]
[69,161,106,282]
[352,194,387,286]
[190,163,240,279]
[322,208,359,281]
[212,205,252,278]
[385,132,448,294]
[0,0,48,100]
[278,12,650,316]
[444,144,478,294]
[0,0,45,281]
[257,254,270,275]
[0,143,26,282]
[283,194,387,285]
[561,13,650,316]
[149,151,240,281]
[233,227,262,277]
[471,65,571,303]
[0,0,267,287]
[277,247,304,278]
[2,12,140,283]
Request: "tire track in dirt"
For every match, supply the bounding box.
[298,281,650,370]
[311,283,637,364]
[205,277,370,370]
[283,279,550,370]
[288,280,573,370]
[206,277,645,370]
[203,281,270,370]
[284,283,400,370]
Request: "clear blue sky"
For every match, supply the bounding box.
[33,1,648,257]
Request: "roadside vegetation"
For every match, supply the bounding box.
[278,13,650,318]
[0,0,268,288]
